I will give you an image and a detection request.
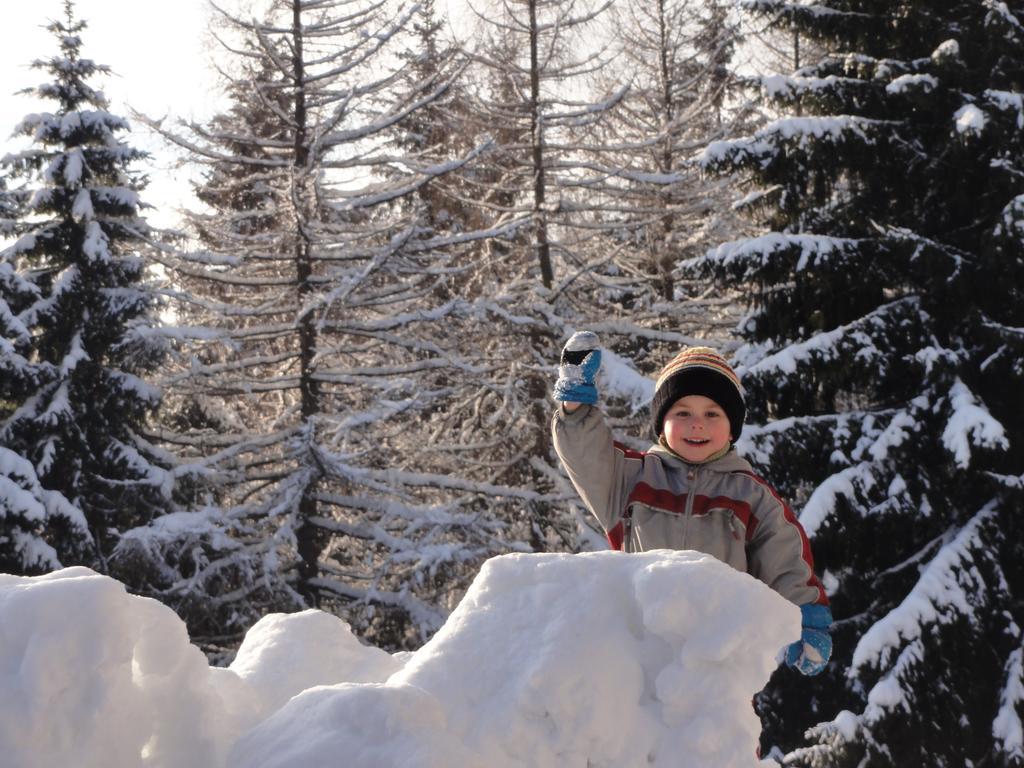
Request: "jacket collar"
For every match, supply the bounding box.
[647,443,753,474]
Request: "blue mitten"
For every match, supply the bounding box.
[553,331,602,405]
[785,603,833,676]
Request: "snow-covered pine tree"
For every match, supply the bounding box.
[2,172,86,571]
[140,0,531,652]
[0,2,170,575]
[685,2,1024,765]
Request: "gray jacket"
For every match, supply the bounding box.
[552,404,827,607]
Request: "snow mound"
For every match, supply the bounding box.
[231,551,798,768]
[0,567,225,768]
[0,551,799,768]
[226,609,402,720]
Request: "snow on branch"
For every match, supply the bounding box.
[941,378,1009,468]
[985,90,1024,129]
[799,462,875,537]
[0,446,88,569]
[582,320,707,347]
[308,573,446,634]
[328,141,493,211]
[851,501,997,675]
[861,638,925,725]
[876,224,973,279]
[595,348,655,412]
[685,232,863,278]
[994,646,1024,762]
[739,0,872,19]
[796,408,916,536]
[987,472,1024,490]
[324,461,564,504]
[740,296,922,380]
[738,409,854,460]
[312,492,498,531]
[995,194,1024,241]
[318,298,467,334]
[700,115,892,170]
[955,103,989,136]
[761,73,866,101]
[886,74,938,95]
[984,1,1024,41]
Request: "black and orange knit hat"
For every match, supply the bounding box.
[650,346,745,439]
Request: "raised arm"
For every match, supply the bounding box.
[551,332,644,542]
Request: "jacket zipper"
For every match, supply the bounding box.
[681,465,697,546]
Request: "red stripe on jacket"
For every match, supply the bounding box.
[627,484,758,528]
[627,482,687,514]
[606,443,645,550]
[607,521,626,551]
[613,441,646,460]
[617,483,761,546]
[735,470,829,606]
[691,495,759,541]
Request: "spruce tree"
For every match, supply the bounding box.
[0,2,169,573]
[2,176,86,571]
[687,2,1024,765]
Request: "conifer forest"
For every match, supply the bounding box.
[2,0,1023,765]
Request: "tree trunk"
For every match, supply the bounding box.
[291,0,322,606]
[655,0,676,302]
[528,0,554,289]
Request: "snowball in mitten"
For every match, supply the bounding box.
[553,331,602,405]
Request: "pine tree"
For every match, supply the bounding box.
[0,2,170,574]
[686,2,1024,765]
[2,176,86,571]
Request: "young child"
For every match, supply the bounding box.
[551,332,832,675]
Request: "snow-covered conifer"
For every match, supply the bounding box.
[686,2,1024,764]
[0,2,170,573]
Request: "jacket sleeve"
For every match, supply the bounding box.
[746,480,829,607]
[551,404,645,543]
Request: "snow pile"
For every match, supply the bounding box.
[220,609,404,725]
[1,551,799,768]
[0,567,227,768]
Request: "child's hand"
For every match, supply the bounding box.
[785,603,833,676]
[553,331,602,406]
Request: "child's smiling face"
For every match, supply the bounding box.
[661,394,732,463]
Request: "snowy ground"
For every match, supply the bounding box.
[0,550,799,768]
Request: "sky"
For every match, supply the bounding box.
[1,0,221,225]
[0,0,478,229]
[0,550,797,767]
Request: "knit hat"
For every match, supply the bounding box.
[650,347,745,440]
